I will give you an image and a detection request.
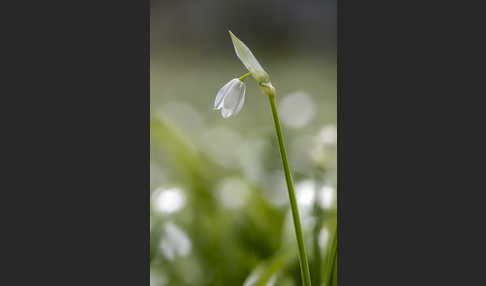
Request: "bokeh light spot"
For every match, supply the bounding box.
[159,222,192,261]
[296,180,316,208]
[216,177,250,210]
[153,187,186,214]
[319,227,330,249]
[319,185,335,209]
[279,91,316,128]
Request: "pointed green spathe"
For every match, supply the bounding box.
[229,30,270,84]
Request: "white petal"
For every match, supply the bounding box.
[222,80,245,112]
[221,108,232,118]
[233,84,246,115]
[214,79,237,110]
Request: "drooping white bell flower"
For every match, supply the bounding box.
[214,78,246,118]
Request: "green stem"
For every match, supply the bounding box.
[238,72,252,81]
[267,93,312,286]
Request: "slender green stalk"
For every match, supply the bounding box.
[266,92,312,286]
[238,72,252,81]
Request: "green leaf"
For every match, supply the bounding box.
[325,225,338,286]
[229,30,270,84]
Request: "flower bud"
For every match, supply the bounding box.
[229,31,270,84]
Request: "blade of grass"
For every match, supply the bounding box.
[325,225,337,286]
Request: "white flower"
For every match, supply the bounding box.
[214,78,246,118]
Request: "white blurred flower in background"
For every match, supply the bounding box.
[311,124,337,167]
[159,222,192,261]
[153,187,186,214]
[279,91,316,128]
[318,185,335,209]
[318,228,330,250]
[295,180,318,231]
[296,180,316,210]
[318,124,337,145]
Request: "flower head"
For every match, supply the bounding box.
[214,78,246,118]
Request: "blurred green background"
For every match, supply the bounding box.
[150,1,337,285]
